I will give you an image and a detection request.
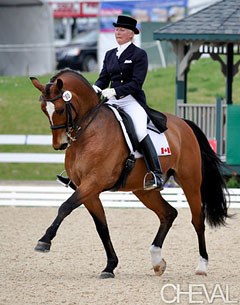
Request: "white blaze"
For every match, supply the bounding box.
[46,102,55,125]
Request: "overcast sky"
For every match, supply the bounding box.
[188,0,221,13]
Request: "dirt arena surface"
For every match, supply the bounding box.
[0,206,239,305]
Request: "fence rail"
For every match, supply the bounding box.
[0,134,63,163]
[0,184,239,208]
[0,134,52,145]
[0,153,64,163]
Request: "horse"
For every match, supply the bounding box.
[30,69,229,279]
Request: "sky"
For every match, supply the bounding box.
[188,0,221,13]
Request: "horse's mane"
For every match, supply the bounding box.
[50,68,94,91]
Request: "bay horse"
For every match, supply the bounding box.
[30,69,229,278]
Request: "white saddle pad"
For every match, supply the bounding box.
[108,105,171,159]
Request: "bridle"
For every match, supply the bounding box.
[40,85,105,143]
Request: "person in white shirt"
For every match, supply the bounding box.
[94,15,164,191]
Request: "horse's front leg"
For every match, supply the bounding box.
[84,197,118,279]
[35,189,82,252]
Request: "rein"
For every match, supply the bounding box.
[74,98,105,139]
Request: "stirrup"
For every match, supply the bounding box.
[143,171,164,191]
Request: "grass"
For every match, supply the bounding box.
[0,57,239,180]
[0,73,96,134]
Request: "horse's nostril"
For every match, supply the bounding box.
[59,143,68,150]
[53,143,68,150]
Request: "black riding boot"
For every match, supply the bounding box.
[56,174,77,190]
[140,135,164,191]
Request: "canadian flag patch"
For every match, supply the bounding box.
[160,147,171,156]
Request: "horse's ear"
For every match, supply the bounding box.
[30,77,44,94]
[56,79,63,91]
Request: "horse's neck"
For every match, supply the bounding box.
[65,77,98,115]
[77,92,97,113]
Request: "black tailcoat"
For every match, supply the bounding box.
[95,43,148,107]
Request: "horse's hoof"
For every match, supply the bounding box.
[99,272,115,279]
[153,258,166,276]
[34,241,51,252]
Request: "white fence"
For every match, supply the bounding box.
[1,134,240,209]
[0,134,52,145]
[0,153,64,163]
[0,184,239,209]
[0,134,64,163]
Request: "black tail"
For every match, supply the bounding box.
[184,119,229,227]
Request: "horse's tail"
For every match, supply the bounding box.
[184,119,229,227]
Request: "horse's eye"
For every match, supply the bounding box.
[55,108,65,115]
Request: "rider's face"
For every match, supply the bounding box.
[115,27,134,45]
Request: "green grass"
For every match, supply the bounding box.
[187,58,240,103]
[0,163,64,181]
[0,73,97,134]
[0,58,239,180]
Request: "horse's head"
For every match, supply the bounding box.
[30,76,79,150]
[30,69,99,150]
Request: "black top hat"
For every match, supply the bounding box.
[113,15,139,34]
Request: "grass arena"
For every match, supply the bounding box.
[0,203,239,305]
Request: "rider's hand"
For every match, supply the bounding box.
[92,84,102,94]
[102,88,116,99]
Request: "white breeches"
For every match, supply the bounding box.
[106,95,148,142]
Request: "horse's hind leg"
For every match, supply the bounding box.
[134,190,178,276]
[180,180,208,275]
[35,190,82,252]
[84,197,118,279]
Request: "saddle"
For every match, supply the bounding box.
[105,104,168,191]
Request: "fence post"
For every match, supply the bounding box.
[216,97,222,155]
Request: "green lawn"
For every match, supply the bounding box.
[0,58,239,180]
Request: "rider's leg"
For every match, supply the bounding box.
[56,174,76,190]
[139,134,164,190]
[118,96,164,191]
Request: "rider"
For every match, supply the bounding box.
[58,15,164,191]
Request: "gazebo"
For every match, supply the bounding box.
[153,0,240,173]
